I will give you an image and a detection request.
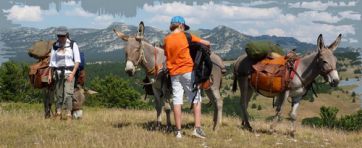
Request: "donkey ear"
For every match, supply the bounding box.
[136,21,145,40]
[328,34,342,51]
[317,34,324,51]
[139,21,145,35]
[113,29,129,41]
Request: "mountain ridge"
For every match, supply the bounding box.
[0,22,358,62]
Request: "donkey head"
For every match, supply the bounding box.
[316,34,342,87]
[113,21,145,76]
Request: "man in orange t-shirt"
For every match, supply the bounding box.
[163,16,210,139]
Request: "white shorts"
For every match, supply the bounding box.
[171,72,201,105]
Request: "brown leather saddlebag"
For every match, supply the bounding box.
[29,58,50,89]
[250,57,288,97]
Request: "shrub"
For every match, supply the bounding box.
[251,103,257,109]
[303,106,362,131]
[354,69,362,74]
[257,105,262,110]
[224,85,230,91]
[337,110,362,131]
[0,61,43,103]
[320,106,339,128]
[86,75,151,109]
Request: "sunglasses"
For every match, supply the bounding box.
[57,35,66,38]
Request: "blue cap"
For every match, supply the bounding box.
[170,16,190,30]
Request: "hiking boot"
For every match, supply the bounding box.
[192,127,206,139]
[72,109,83,120]
[175,130,182,139]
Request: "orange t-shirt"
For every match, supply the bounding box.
[163,32,202,76]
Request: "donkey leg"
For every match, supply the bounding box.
[206,88,223,131]
[239,77,253,131]
[270,91,289,131]
[289,96,301,137]
[164,99,172,131]
[153,90,163,128]
[215,90,223,131]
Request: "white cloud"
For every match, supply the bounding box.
[297,11,341,23]
[3,5,42,22]
[245,28,260,36]
[92,15,115,28]
[288,1,356,11]
[143,2,281,25]
[266,28,286,36]
[63,1,77,6]
[141,2,357,44]
[349,38,358,43]
[43,8,59,16]
[339,11,361,21]
[65,7,94,17]
[240,1,277,7]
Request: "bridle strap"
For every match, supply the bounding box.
[135,41,147,66]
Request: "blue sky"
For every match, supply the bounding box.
[1,0,361,47]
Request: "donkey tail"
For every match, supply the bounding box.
[232,72,238,92]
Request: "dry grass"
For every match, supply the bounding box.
[0,101,361,148]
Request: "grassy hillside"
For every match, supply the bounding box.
[0,99,361,148]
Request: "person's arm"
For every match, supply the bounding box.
[48,47,56,84]
[191,34,211,52]
[199,39,210,47]
[68,42,81,82]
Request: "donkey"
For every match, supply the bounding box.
[113,22,225,131]
[232,34,342,135]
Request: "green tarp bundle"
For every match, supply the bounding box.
[28,40,55,59]
[245,41,284,61]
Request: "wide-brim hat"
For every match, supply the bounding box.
[56,27,68,36]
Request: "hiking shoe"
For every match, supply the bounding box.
[175,130,182,139]
[192,127,206,139]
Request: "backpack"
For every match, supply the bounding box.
[52,40,86,87]
[184,32,213,88]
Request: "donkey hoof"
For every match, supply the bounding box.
[290,131,296,138]
[268,128,276,134]
[154,121,162,130]
[289,130,296,138]
[242,125,253,132]
[289,113,297,121]
[164,125,172,133]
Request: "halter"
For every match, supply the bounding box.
[130,40,163,77]
[316,52,335,77]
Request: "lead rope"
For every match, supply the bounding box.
[154,45,158,78]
